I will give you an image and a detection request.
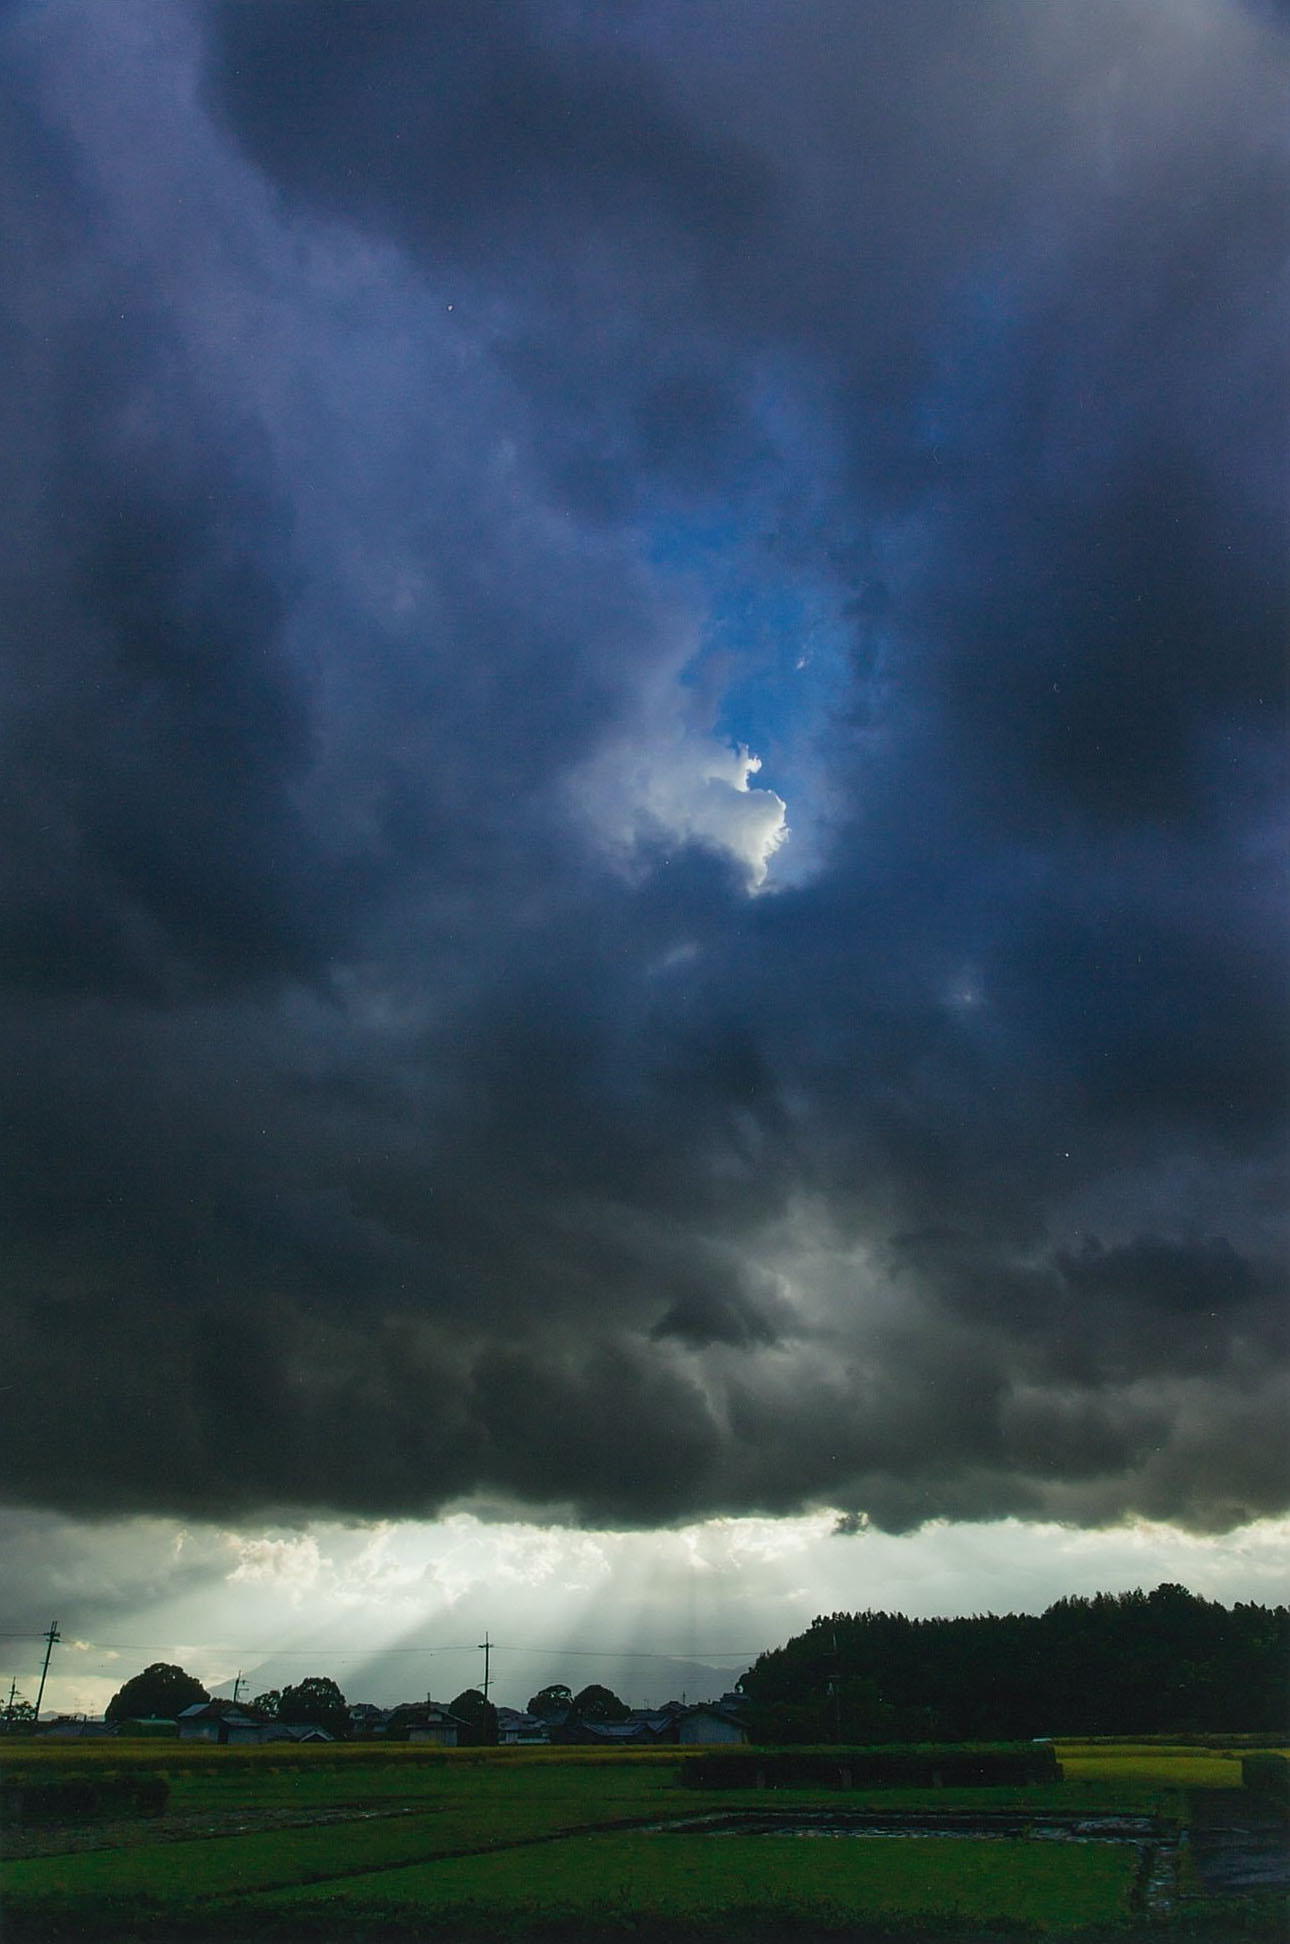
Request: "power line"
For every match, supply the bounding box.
[50,1642,758,1660]
[491,1646,759,1661]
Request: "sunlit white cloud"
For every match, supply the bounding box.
[227,1532,331,1597]
[576,685,789,890]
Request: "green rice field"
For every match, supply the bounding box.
[257,1829,1137,1932]
[3,1737,1286,1939]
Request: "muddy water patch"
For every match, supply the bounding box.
[653,1810,1164,1843]
[1186,1787,1290,1896]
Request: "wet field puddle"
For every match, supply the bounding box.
[1186,1790,1290,1897]
[651,1810,1165,1843]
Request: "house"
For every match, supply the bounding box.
[37,1716,115,1739]
[529,1703,573,1733]
[495,1708,548,1745]
[409,1703,463,1746]
[385,1701,465,1746]
[114,1717,178,1739]
[177,1702,276,1746]
[676,1703,747,1745]
[628,1709,675,1738]
[538,1698,747,1749]
[178,1703,338,1745]
[347,1702,391,1736]
[548,1718,665,1748]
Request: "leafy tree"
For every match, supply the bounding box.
[3,1692,36,1731]
[250,1690,281,1719]
[277,1676,348,1739]
[449,1688,498,1746]
[572,1683,630,1724]
[105,1662,209,1724]
[527,1683,574,1719]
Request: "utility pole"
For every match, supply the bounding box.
[33,1620,60,1724]
[5,1676,17,1723]
[232,1672,244,1705]
[478,1633,492,1700]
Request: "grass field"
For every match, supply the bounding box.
[3,1737,1286,1939]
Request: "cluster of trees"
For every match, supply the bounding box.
[245,1678,351,1740]
[96,1665,635,1742]
[385,1681,633,1746]
[102,1664,353,1738]
[527,1683,630,1724]
[104,1663,209,1723]
[738,1584,1290,1742]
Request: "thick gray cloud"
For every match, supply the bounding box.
[0,0,1284,1534]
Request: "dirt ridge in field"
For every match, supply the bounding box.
[1,1800,429,1861]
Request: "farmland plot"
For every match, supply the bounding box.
[3,1738,1287,1938]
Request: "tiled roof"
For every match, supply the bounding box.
[178,1702,264,1722]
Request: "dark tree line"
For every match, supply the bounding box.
[97,1667,634,1740]
[737,1584,1290,1742]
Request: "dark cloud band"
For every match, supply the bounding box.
[0,0,1284,1534]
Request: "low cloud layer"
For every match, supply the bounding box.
[1,0,1285,1535]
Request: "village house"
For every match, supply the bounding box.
[177,1701,276,1746]
[347,1702,392,1735]
[675,1702,746,1744]
[177,1702,335,1745]
[495,1707,548,1745]
[549,1717,658,1748]
[545,1698,748,1748]
[36,1716,115,1739]
[383,1701,465,1746]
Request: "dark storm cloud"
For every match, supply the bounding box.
[0,0,1285,1533]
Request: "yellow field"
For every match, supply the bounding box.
[1,1737,678,1768]
[1055,1740,1287,1789]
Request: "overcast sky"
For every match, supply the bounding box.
[2,0,1286,1714]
